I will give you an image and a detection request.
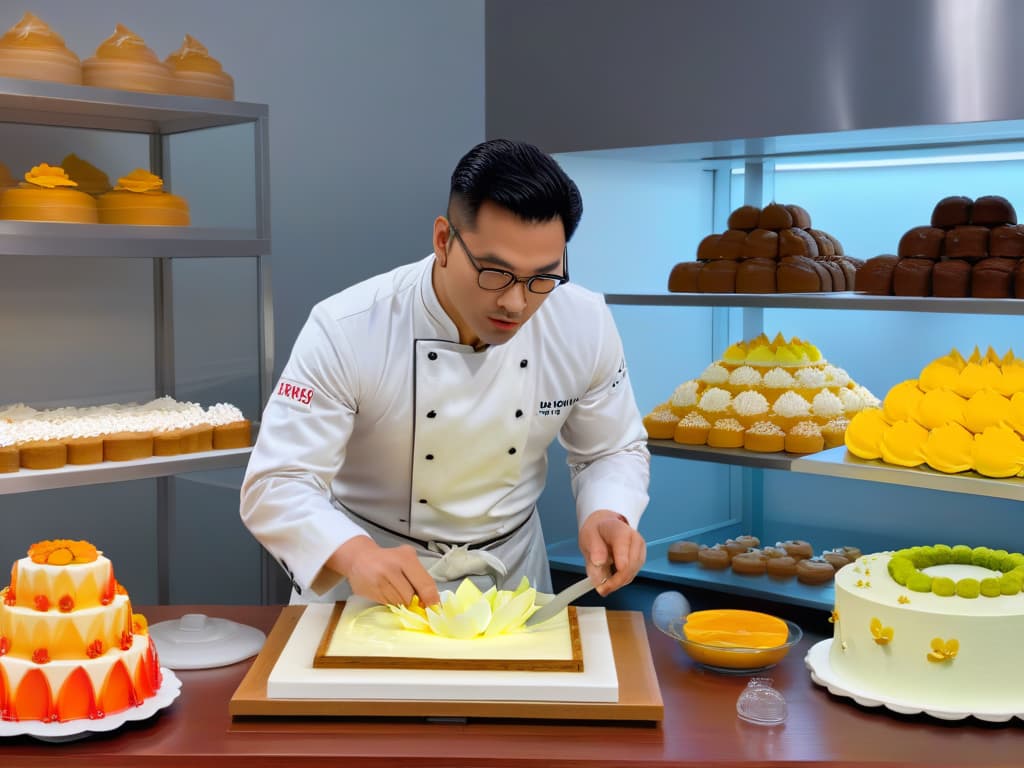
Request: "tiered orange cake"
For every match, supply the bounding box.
[82,24,173,94]
[845,346,1024,478]
[643,333,878,454]
[858,195,1024,298]
[668,203,862,294]
[97,169,189,226]
[165,35,234,100]
[0,163,97,223]
[0,397,251,473]
[0,540,162,722]
[0,13,81,85]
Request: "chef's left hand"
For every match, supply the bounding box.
[578,509,646,597]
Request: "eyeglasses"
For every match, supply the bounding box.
[448,221,569,295]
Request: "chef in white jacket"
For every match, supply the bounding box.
[241,139,650,607]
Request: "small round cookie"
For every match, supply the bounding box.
[796,557,836,585]
[727,205,761,231]
[785,204,812,230]
[821,550,851,570]
[931,195,973,229]
[697,546,731,570]
[780,539,813,560]
[722,539,750,558]
[668,540,701,563]
[766,555,798,578]
[761,545,787,559]
[731,551,767,575]
[970,194,1017,226]
[758,203,794,231]
[734,535,761,549]
[838,546,862,561]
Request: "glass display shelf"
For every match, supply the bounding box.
[0,76,267,134]
[606,292,1024,315]
[546,536,834,611]
[0,221,269,259]
[0,448,252,495]
[648,440,797,470]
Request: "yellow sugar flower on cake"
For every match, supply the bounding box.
[870,617,893,645]
[114,168,164,194]
[722,341,747,366]
[962,389,1012,434]
[387,577,540,639]
[132,613,149,635]
[845,408,890,460]
[898,595,910,604]
[879,420,928,468]
[27,539,98,565]
[882,380,925,423]
[828,610,839,624]
[913,388,967,431]
[24,163,77,189]
[918,348,965,392]
[922,422,975,474]
[971,424,1024,478]
[927,637,958,663]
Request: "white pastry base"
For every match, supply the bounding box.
[0,668,181,741]
[806,639,1024,723]
[268,603,618,702]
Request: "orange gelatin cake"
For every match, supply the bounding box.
[165,35,234,100]
[17,440,67,470]
[0,164,98,224]
[0,13,81,85]
[213,420,251,450]
[0,540,163,722]
[82,24,173,94]
[97,169,189,226]
[64,436,104,465]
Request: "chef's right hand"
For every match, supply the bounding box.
[329,535,440,607]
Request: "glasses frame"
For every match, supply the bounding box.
[448,221,569,295]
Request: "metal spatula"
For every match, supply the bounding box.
[525,573,604,628]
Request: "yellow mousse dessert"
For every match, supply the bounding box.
[0,163,97,223]
[643,333,877,455]
[0,13,81,85]
[60,154,111,197]
[82,24,172,94]
[165,35,234,100]
[0,539,163,722]
[97,169,189,226]
[846,346,1024,478]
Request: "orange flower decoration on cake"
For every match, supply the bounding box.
[23,163,78,189]
[131,613,149,635]
[28,539,98,565]
[114,168,164,194]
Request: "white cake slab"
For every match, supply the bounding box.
[267,603,618,703]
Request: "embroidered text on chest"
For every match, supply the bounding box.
[538,396,580,416]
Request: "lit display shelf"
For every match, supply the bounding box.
[648,439,798,470]
[606,292,1024,315]
[0,448,252,495]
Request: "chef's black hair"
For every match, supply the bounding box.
[448,139,582,241]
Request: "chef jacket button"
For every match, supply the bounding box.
[515,409,523,418]
[426,454,434,460]
[427,410,436,418]
[520,359,528,368]
[428,351,438,360]
[508,447,517,455]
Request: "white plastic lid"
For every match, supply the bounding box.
[149,613,266,670]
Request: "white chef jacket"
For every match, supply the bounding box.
[240,254,650,602]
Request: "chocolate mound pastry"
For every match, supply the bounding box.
[944,225,989,262]
[1015,261,1024,300]
[972,257,1017,298]
[713,229,747,260]
[932,259,971,297]
[970,195,1017,227]
[897,226,945,260]
[735,257,777,293]
[668,261,702,292]
[819,260,845,291]
[778,227,820,259]
[697,259,737,292]
[931,195,973,229]
[758,203,793,231]
[807,229,836,259]
[893,257,934,297]
[777,255,824,292]
[740,229,779,260]
[825,231,845,256]
[785,204,812,229]
[837,258,857,290]
[696,233,722,261]
[856,255,898,295]
[727,205,761,231]
[989,224,1024,258]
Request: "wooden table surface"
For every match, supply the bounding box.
[3,604,1021,767]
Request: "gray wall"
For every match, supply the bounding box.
[0,0,484,604]
[486,0,1024,152]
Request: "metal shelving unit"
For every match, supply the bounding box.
[0,79,273,603]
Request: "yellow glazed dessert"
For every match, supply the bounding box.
[97,169,189,226]
[60,154,111,196]
[0,164,97,223]
[165,35,234,100]
[82,24,172,94]
[921,422,974,474]
[0,13,81,85]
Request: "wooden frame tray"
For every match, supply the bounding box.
[230,606,664,723]
[313,602,583,671]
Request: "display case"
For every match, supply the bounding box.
[0,77,273,603]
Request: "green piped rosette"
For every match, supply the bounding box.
[887,545,1024,598]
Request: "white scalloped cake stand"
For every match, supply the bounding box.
[0,667,181,742]
[805,639,1023,723]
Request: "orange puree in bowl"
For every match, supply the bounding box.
[681,609,791,668]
